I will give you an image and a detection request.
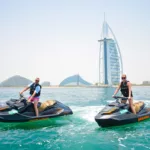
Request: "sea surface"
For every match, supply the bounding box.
[0,87,150,150]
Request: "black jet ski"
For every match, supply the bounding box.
[95,96,150,127]
[0,96,73,122]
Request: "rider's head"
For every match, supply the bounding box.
[121,74,126,82]
[35,77,40,84]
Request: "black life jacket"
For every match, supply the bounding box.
[120,80,133,97]
[29,83,41,97]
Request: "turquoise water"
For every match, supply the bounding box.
[0,87,150,150]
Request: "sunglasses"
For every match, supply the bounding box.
[121,77,126,80]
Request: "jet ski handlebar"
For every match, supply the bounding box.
[19,94,28,103]
[20,93,24,98]
[19,94,33,105]
[113,96,128,100]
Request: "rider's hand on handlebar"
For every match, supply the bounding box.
[112,95,115,98]
[19,92,23,98]
[128,97,131,100]
[27,98,31,103]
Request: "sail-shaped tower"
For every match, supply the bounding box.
[98,21,123,85]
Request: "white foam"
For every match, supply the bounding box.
[0,99,8,102]
[106,100,114,103]
[70,105,104,122]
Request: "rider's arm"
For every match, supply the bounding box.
[35,86,40,94]
[20,86,30,95]
[28,91,36,102]
[127,82,132,98]
[20,83,33,95]
[113,83,121,96]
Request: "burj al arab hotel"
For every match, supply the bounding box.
[98,21,123,85]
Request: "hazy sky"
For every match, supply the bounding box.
[0,0,150,84]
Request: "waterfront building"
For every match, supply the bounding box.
[98,21,123,85]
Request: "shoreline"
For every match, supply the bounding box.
[0,85,150,88]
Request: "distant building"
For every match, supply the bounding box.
[59,74,92,86]
[142,81,150,85]
[98,20,123,85]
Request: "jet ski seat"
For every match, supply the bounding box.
[133,101,145,113]
[38,100,56,112]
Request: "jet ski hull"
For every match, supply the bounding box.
[95,112,150,127]
[0,99,73,122]
[95,100,150,127]
[0,111,72,123]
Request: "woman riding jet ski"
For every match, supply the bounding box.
[95,96,150,127]
[113,74,136,114]
[0,95,73,122]
[95,74,150,127]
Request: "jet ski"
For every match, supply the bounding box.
[0,95,73,122]
[95,96,150,127]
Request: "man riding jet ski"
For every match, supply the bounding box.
[95,96,150,127]
[0,95,73,122]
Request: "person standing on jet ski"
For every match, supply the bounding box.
[19,77,41,116]
[112,74,136,114]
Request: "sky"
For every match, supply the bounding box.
[0,0,150,85]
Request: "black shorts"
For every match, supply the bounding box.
[122,92,133,97]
